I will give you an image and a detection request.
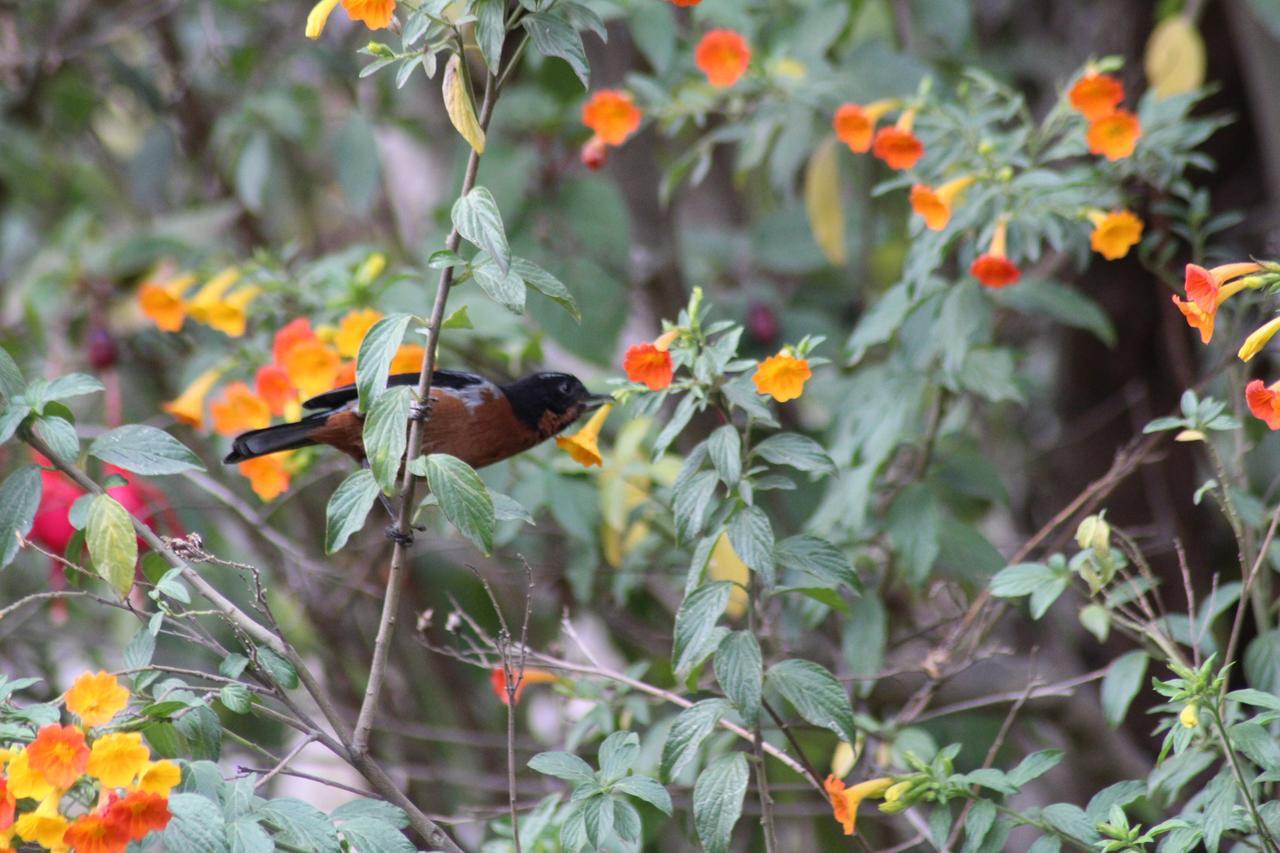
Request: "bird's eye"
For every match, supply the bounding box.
[559,381,573,396]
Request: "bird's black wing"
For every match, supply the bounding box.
[301,369,487,411]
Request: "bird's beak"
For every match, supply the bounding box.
[582,393,612,410]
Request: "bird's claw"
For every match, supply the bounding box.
[408,399,433,423]
[384,525,415,546]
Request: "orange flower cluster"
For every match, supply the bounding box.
[138,266,260,338]
[832,101,924,171]
[157,304,417,500]
[695,30,751,88]
[580,90,643,170]
[1067,70,1142,161]
[306,0,395,39]
[1,672,178,852]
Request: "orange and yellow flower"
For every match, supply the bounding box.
[582,90,642,147]
[1239,316,1280,363]
[1247,380,1280,430]
[14,795,68,849]
[27,724,89,790]
[282,338,342,400]
[162,367,224,428]
[1173,262,1265,344]
[0,776,13,831]
[134,760,182,797]
[871,110,924,171]
[623,341,674,390]
[239,454,292,501]
[1087,209,1143,260]
[334,308,383,359]
[970,218,1021,288]
[1068,72,1125,120]
[389,344,426,375]
[209,382,272,436]
[137,272,196,333]
[909,176,975,231]
[63,812,129,853]
[833,100,897,154]
[307,0,395,38]
[824,775,894,836]
[695,30,751,88]
[489,668,559,705]
[65,671,129,728]
[557,404,612,467]
[87,732,150,789]
[5,749,54,800]
[255,363,298,417]
[104,790,171,840]
[273,317,316,364]
[1086,109,1141,160]
[753,353,811,402]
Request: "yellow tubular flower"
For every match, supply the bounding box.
[1179,702,1199,728]
[15,794,68,849]
[556,404,611,467]
[306,0,342,38]
[1239,316,1280,362]
[201,286,262,338]
[186,267,241,324]
[6,748,54,800]
[162,367,224,428]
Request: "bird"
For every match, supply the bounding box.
[223,369,607,470]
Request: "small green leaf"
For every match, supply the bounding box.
[423,453,494,554]
[706,425,741,486]
[613,775,673,815]
[0,465,41,569]
[661,698,730,781]
[256,646,299,690]
[362,386,413,495]
[1101,651,1148,728]
[529,751,597,785]
[715,631,762,724]
[470,253,526,313]
[598,731,640,782]
[86,494,137,596]
[89,425,205,475]
[728,506,774,582]
[512,257,581,322]
[0,345,24,401]
[990,562,1059,597]
[32,415,79,462]
[324,468,380,553]
[752,433,835,474]
[46,373,105,401]
[523,11,590,88]
[673,582,732,680]
[355,314,413,413]
[692,753,748,853]
[219,684,252,714]
[452,187,510,273]
[765,658,857,744]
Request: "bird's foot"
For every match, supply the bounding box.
[384,525,415,546]
[408,399,433,423]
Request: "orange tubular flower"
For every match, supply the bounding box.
[282,338,342,400]
[273,317,316,364]
[909,176,975,231]
[557,404,612,467]
[623,342,674,390]
[1068,72,1125,120]
[162,367,224,428]
[825,775,894,836]
[582,90,642,147]
[137,273,195,333]
[753,353,812,402]
[307,0,395,38]
[695,30,751,88]
[14,795,68,849]
[872,110,924,171]
[970,218,1021,288]
[1173,262,1265,344]
[332,361,357,389]
[334,308,383,359]
[104,791,171,841]
[210,382,272,436]
[390,344,426,374]
[65,671,129,728]
[64,812,129,853]
[1086,110,1141,160]
[1171,296,1216,344]
[255,364,297,417]
[1247,380,1280,430]
[27,724,89,789]
[1087,209,1144,260]
[489,668,559,705]
[239,454,291,501]
[87,732,150,788]
[832,100,897,153]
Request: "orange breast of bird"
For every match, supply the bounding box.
[418,384,542,469]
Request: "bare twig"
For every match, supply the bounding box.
[255,734,318,791]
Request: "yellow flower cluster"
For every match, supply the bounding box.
[138,266,260,338]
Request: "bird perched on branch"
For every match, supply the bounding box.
[223,369,606,469]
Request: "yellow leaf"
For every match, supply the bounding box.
[1144,15,1205,98]
[442,53,486,154]
[804,135,846,266]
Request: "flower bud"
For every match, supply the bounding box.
[1179,702,1199,728]
[581,135,607,171]
[1075,514,1110,553]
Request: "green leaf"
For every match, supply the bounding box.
[337,817,415,853]
[715,631,762,724]
[423,453,495,554]
[124,626,156,669]
[990,562,1058,597]
[529,751,597,785]
[219,683,252,714]
[1029,575,1068,619]
[673,469,719,544]
[1245,629,1280,695]
[995,279,1116,347]
[174,705,221,759]
[362,386,413,494]
[523,11,590,88]
[752,433,835,474]
[256,646,299,689]
[0,345,23,401]
[355,313,413,413]
[89,425,205,475]
[0,465,41,569]
[887,483,940,587]
[661,698,730,781]
[765,658,857,743]
[613,775,673,815]
[0,403,30,445]
[582,793,614,849]
[32,415,79,462]
[1007,749,1063,787]
[471,253,526,313]
[775,534,861,593]
[86,494,137,595]
[332,799,409,827]
[163,793,229,853]
[727,506,774,581]
[963,799,997,853]
[1040,803,1098,845]
[673,581,732,680]
[256,798,341,853]
[46,373,104,401]
[441,305,473,330]
[599,731,640,782]
[512,257,581,322]
[472,0,506,72]
[228,819,274,853]
[692,752,749,853]
[706,426,742,485]
[452,186,510,273]
[1227,688,1280,711]
[1230,720,1280,771]
[324,468,380,554]
[236,132,271,213]
[1101,651,1148,728]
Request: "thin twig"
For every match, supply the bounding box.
[254,734,318,791]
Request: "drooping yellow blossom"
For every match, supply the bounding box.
[185,268,241,325]
[830,741,857,779]
[335,308,383,358]
[162,367,224,428]
[87,732,151,788]
[5,748,54,800]
[65,671,129,728]
[135,759,182,796]
[708,533,749,619]
[199,285,262,338]
[137,272,196,332]
[14,795,68,849]
[1239,316,1280,362]
[556,404,612,467]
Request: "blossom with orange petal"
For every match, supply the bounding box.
[162,367,224,428]
[582,90,642,147]
[1247,380,1280,430]
[824,775,894,836]
[909,176,975,231]
[390,344,426,375]
[1171,297,1215,344]
[283,338,342,399]
[581,135,608,170]
[273,317,316,365]
[670,0,701,5]
[557,404,611,467]
[623,343,674,390]
[103,791,171,841]
[1172,262,1265,344]
[1086,110,1141,160]
[137,272,195,333]
[87,732,150,789]
[209,382,272,436]
[970,218,1021,288]
[833,100,897,153]
[27,724,89,790]
[1087,209,1143,260]
[255,364,297,417]
[5,749,53,800]
[695,30,751,88]
[1068,72,1125,120]
[333,361,357,389]
[490,667,559,705]
[65,671,129,728]
[753,353,812,402]
[64,812,129,853]
[334,308,383,359]
[239,454,291,501]
[307,0,395,38]
[872,110,924,170]
[0,776,13,831]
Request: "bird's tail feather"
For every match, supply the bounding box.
[223,418,322,463]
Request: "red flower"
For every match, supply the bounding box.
[695,30,750,88]
[969,218,1021,288]
[1068,72,1124,120]
[64,812,130,853]
[623,342,674,390]
[104,790,172,840]
[490,668,558,705]
[871,110,923,170]
[581,90,642,146]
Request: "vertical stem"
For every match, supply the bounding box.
[506,677,522,853]
[352,70,499,757]
[747,588,778,853]
[1211,711,1280,853]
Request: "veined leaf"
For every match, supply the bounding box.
[86,494,137,596]
[442,53,486,154]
